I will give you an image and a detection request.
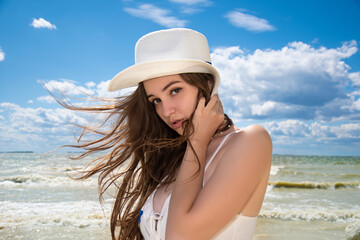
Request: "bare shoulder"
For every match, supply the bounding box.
[226,124,272,165]
[243,124,272,143]
[233,124,271,145]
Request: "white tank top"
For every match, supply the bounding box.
[139,130,257,240]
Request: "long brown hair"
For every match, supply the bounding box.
[55,73,232,239]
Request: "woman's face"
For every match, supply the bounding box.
[143,74,199,135]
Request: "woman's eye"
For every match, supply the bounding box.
[152,98,161,105]
[171,88,182,95]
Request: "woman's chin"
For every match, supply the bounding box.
[174,127,184,135]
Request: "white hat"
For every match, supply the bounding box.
[108,28,220,94]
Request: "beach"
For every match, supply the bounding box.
[0,153,359,239]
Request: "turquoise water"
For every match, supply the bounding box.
[0,153,359,239]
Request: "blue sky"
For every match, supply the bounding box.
[0,0,359,155]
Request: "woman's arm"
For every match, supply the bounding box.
[166,97,272,239]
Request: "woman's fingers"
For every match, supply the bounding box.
[206,94,223,115]
[191,95,225,144]
[196,97,206,112]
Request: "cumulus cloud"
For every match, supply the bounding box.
[30,18,57,30]
[349,72,360,87]
[212,40,360,121]
[0,102,87,151]
[264,120,311,138]
[39,79,131,101]
[0,102,87,148]
[0,102,87,130]
[41,80,94,96]
[351,98,360,111]
[0,78,137,152]
[93,80,136,99]
[264,120,360,142]
[124,4,187,27]
[37,95,56,104]
[225,9,275,32]
[0,47,4,61]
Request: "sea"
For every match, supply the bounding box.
[0,153,359,240]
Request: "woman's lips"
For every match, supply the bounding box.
[171,119,184,129]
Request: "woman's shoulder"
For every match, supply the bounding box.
[226,124,272,163]
[233,124,271,143]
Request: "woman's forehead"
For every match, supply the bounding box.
[143,74,185,95]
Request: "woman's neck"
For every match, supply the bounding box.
[212,124,237,140]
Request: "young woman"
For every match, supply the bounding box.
[64,28,272,240]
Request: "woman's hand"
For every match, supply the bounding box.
[190,94,225,145]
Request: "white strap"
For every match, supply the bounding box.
[204,130,241,172]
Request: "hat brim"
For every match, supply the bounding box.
[108,59,220,95]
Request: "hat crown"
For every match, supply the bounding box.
[135,28,211,64]
[108,28,220,93]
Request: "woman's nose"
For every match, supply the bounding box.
[162,101,176,117]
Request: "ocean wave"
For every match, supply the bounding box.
[272,167,360,179]
[270,165,284,176]
[259,207,360,222]
[2,165,90,176]
[0,174,97,188]
[272,155,360,165]
[0,200,112,228]
[1,200,357,228]
[268,181,360,189]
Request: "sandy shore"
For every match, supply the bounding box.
[254,218,348,240]
[0,218,350,239]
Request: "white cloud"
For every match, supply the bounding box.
[257,119,360,155]
[331,123,360,139]
[0,102,87,129]
[27,100,34,104]
[264,120,311,138]
[42,80,94,96]
[349,72,360,87]
[85,81,96,88]
[124,4,187,27]
[168,0,212,13]
[0,77,137,152]
[351,98,360,111]
[225,9,275,32]
[212,40,359,121]
[0,102,89,151]
[251,101,276,116]
[311,38,320,44]
[39,79,127,100]
[250,101,296,117]
[0,102,18,109]
[0,47,4,61]
[93,80,135,99]
[37,95,56,104]
[30,18,57,30]
[263,120,360,145]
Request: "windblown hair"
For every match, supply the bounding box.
[55,73,232,240]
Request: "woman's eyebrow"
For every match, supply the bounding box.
[147,80,181,98]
